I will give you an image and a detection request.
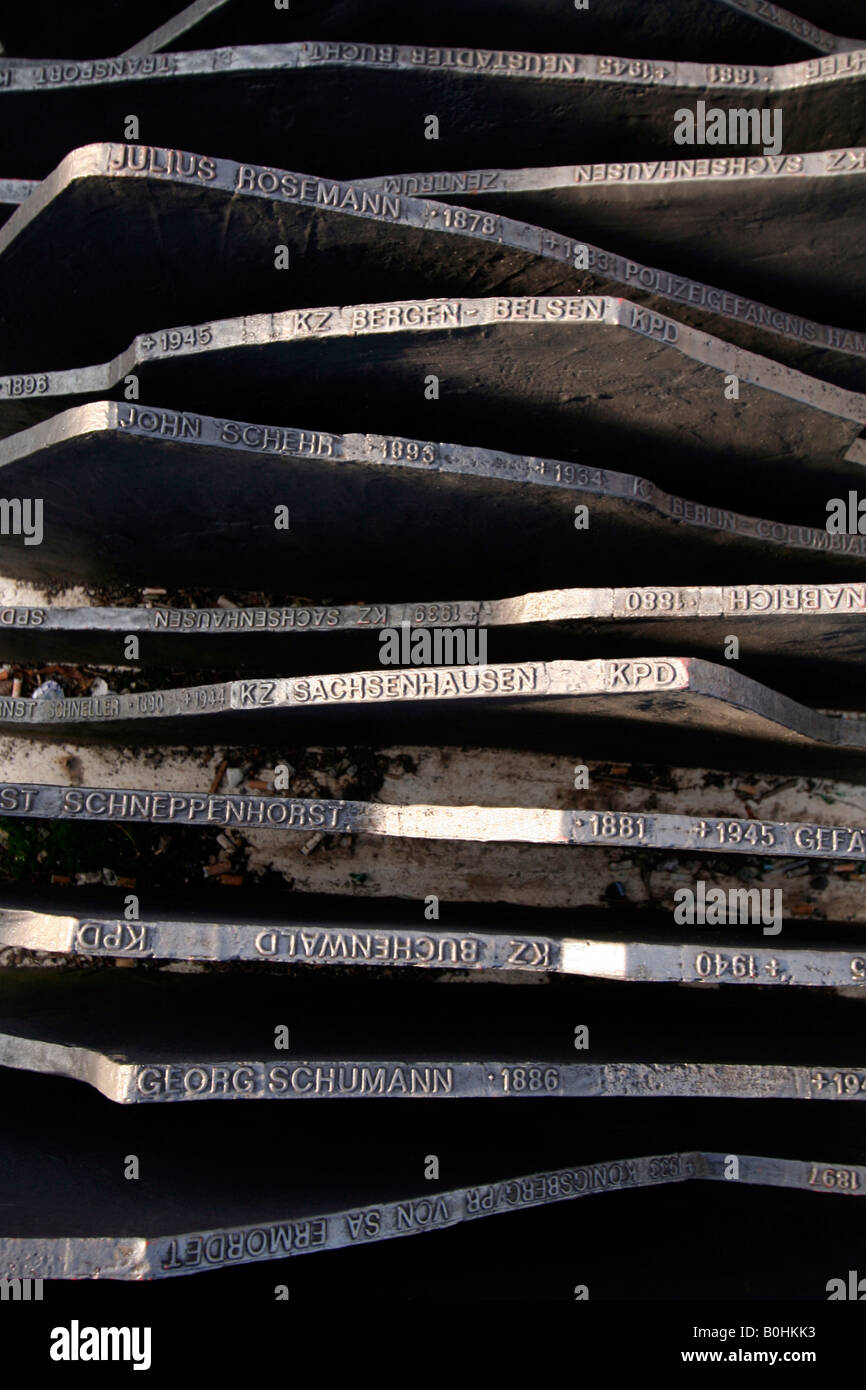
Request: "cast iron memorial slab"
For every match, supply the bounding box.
[5,779,866,854]
[1,294,864,514]
[5,984,866,1100]
[7,152,866,343]
[4,585,864,707]
[0,149,862,386]
[3,0,862,1316]
[0,295,858,476]
[356,149,866,333]
[1,406,863,590]
[3,45,865,183]
[1,1138,863,1280]
[3,971,866,1104]
[0,1071,860,1286]
[4,899,866,987]
[0,658,864,763]
[121,0,866,63]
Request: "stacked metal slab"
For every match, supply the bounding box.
[1,0,865,1306]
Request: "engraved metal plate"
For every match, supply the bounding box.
[2,903,866,986]
[1,656,866,762]
[0,968,865,1107]
[0,404,864,589]
[8,318,853,509]
[4,585,865,709]
[0,148,862,387]
[3,780,866,852]
[7,152,865,355]
[0,1138,859,1279]
[3,45,865,185]
[356,150,866,335]
[1,292,864,505]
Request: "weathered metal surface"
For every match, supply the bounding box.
[3,744,857,916]
[1,299,864,519]
[3,779,866,856]
[0,895,574,969]
[11,295,857,467]
[3,903,866,986]
[3,45,865,184]
[357,150,866,334]
[0,744,859,915]
[0,657,864,758]
[4,968,866,1105]
[0,1144,860,1279]
[3,586,865,709]
[125,1,866,62]
[6,1045,866,1106]
[1,405,863,590]
[12,157,865,377]
[5,150,863,343]
[0,149,862,387]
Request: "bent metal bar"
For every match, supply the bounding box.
[0,1151,862,1280]
[1,783,866,860]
